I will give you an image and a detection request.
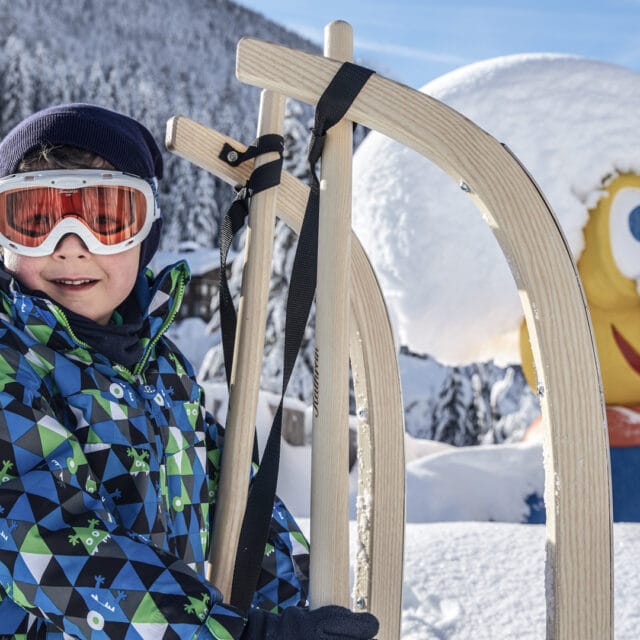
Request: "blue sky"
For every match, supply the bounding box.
[236,0,640,88]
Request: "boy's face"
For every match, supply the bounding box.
[3,235,140,325]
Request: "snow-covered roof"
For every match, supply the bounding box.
[150,242,221,277]
[352,54,640,365]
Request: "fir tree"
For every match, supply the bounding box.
[430,369,475,445]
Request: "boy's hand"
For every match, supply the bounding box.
[242,605,379,639]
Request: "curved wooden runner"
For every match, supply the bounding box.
[166,116,405,637]
[232,36,612,640]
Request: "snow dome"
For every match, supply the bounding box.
[352,54,640,365]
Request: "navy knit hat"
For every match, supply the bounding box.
[0,103,163,267]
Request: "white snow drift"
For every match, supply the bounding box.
[352,54,640,364]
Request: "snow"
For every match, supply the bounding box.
[398,522,548,639]
[166,317,219,372]
[198,378,544,523]
[405,441,543,523]
[397,521,640,639]
[293,435,640,639]
[352,54,640,365]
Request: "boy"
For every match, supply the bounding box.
[0,104,378,639]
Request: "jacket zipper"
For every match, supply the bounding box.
[133,274,186,377]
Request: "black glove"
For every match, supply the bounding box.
[242,605,379,639]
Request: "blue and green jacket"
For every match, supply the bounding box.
[0,261,309,639]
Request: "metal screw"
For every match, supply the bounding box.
[459,180,471,193]
[227,150,239,163]
[357,408,368,420]
[356,596,366,609]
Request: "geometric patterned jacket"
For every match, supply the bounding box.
[0,261,309,639]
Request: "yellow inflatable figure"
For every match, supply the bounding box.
[521,173,640,442]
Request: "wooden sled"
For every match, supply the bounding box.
[166,20,612,640]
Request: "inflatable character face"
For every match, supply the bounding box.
[521,173,640,406]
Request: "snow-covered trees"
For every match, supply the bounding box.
[401,348,539,445]
[0,0,318,247]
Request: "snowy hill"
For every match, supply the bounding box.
[0,0,318,248]
[398,348,538,445]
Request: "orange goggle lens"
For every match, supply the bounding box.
[0,185,147,248]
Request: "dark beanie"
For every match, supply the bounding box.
[0,103,164,267]
[0,103,163,179]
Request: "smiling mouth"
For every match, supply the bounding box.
[612,325,640,375]
[51,278,98,290]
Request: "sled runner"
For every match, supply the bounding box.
[206,89,287,605]
[167,20,612,640]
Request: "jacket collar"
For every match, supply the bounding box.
[0,260,190,372]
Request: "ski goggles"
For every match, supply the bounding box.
[0,170,159,256]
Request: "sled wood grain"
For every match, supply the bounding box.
[205,90,286,599]
[234,36,613,640]
[310,20,353,609]
[166,116,405,638]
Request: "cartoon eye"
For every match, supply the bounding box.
[87,610,105,630]
[609,187,640,280]
[629,206,640,241]
[109,383,124,398]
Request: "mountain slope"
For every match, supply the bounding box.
[0,0,318,246]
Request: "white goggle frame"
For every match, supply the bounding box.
[0,169,159,256]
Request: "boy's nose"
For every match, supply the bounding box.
[53,234,90,258]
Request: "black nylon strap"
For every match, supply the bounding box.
[218,134,285,386]
[224,62,375,611]
[307,62,375,174]
[221,133,285,167]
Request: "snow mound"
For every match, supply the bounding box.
[352,54,640,364]
[405,441,543,522]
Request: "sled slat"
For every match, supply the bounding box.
[235,37,613,640]
[310,20,353,609]
[166,116,405,638]
[205,90,286,600]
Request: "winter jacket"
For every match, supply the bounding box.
[0,261,309,639]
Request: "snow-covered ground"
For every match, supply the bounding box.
[382,521,640,639]
[271,423,635,638]
[295,436,638,639]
